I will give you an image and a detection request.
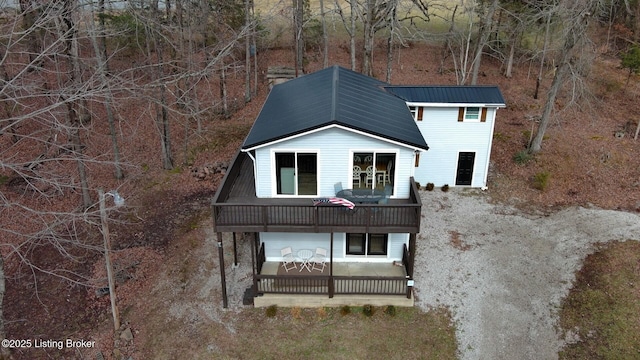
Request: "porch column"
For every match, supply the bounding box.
[329,232,334,298]
[250,233,257,295]
[232,233,238,266]
[407,233,416,299]
[217,232,228,308]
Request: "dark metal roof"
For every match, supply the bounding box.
[384,85,506,105]
[242,66,429,150]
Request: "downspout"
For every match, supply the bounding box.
[242,148,258,194]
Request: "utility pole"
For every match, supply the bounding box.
[99,189,124,331]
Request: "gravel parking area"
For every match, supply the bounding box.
[413,189,640,360]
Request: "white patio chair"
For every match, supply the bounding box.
[353,166,362,187]
[365,165,375,188]
[311,247,327,272]
[281,247,297,272]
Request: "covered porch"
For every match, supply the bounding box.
[249,242,415,307]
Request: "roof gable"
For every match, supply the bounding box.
[384,85,506,106]
[242,66,429,151]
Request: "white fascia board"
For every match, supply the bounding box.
[243,124,427,152]
[406,102,506,108]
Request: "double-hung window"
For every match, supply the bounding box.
[458,107,487,122]
[465,107,480,121]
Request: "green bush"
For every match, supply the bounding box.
[533,171,550,191]
[362,304,374,317]
[339,305,351,316]
[265,305,278,318]
[513,150,533,165]
[426,183,435,191]
[441,184,449,192]
[384,305,397,316]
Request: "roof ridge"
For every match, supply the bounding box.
[331,66,338,120]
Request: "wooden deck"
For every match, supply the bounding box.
[211,151,422,233]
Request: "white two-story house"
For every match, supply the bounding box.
[384,86,506,188]
[212,66,504,308]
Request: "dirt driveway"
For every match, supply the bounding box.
[413,189,640,360]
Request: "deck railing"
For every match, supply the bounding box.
[211,151,422,234]
[213,203,421,233]
[255,274,409,297]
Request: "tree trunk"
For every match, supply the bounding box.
[220,56,229,118]
[63,0,92,208]
[293,0,304,75]
[244,0,251,102]
[319,0,328,68]
[529,62,567,153]
[504,31,517,78]
[149,30,173,169]
[439,5,458,75]
[534,13,552,100]
[350,0,356,71]
[362,0,373,76]
[93,0,124,180]
[385,2,396,82]
[471,0,499,85]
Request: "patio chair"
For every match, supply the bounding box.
[378,160,392,185]
[353,166,362,187]
[365,165,375,188]
[281,247,297,272]
[311,247,327,272]
[378,185,393,205]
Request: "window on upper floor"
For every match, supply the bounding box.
[275,152,317,196]
[465,107,480,120]
[458,107,487,123]
[408,106,423,121]
[352,152,395,194]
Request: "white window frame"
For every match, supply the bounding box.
[408,106,418,120]
[464,107,481,122]
[350,149,398,195]
[270,149,320,197]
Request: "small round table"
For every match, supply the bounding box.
[297,249,313,272]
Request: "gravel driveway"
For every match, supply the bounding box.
[413,189,640,360]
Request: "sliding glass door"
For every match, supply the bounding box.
[275,152,317,195]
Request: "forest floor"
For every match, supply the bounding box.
[4,34,640,360]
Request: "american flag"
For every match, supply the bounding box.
[313,197,355,210]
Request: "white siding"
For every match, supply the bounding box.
[253,127,417,198]
[262,232,408,262]
[414,106,497,188]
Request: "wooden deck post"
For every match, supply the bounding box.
[232,232,238,266]
[217,232,228,308]
[407,233,417,299]
[329,232,334,298]
[250,233,257,295]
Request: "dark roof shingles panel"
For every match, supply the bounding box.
[384,85,506,105]
[243,66,429,150]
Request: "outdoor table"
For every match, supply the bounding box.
[297,249,313,272]
[336,189,385,204]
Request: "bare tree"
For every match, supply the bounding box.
[529,0,598,153]
[319,0,329,68]
[470,0,499,85]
